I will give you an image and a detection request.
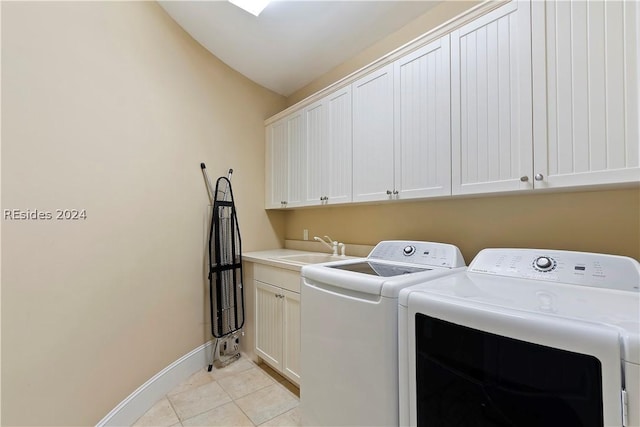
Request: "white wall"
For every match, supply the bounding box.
[1,2,285,425]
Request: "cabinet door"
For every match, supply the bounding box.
[352,64,395,202]
[451,0,533,195]
[326,87,352,205]
[254,281,282,370]
[282,289,301,385]
[532,0,639,188]
[394,36,451,199]
[304,87,352,206]
[304,99,326,205]
[285,111,306,207]
[265,120,288,209]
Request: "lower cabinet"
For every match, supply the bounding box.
[254,279,301,385]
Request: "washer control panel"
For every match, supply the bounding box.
[403,245,416,256]
[469,248,640,292]
[533,256,556,272]
[368,241,465,268]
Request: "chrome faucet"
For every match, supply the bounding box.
[314,235,338,255]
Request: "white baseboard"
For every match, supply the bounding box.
[96,340,213,427]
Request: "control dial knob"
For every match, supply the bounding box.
[403,245,416,256]
[533,256,556,272]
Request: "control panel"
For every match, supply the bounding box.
[532,256,556,272]
[368,241,465,268]
[469,248,640,292]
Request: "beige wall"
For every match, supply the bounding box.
[1,2,285,425]
[284,188,640,263]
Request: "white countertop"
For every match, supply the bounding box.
[243,249,356,272]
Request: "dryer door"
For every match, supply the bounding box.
[407,293,624,427]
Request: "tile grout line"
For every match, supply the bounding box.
[170,374,233,425]
[164,393,183,427]
[219,367,278,426]
[217,369,275,401]
[173,366,273,426]
[231,399,258,427]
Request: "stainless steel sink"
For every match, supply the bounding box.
[275,253,347,265]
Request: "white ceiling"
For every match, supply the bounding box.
[159,1,440,96]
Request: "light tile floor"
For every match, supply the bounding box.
[133,355,301,427]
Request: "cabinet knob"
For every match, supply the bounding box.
[534,174,544,181]
[520,176,529,182]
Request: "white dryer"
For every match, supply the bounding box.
[398,248,640,427]
[300,240,466,427]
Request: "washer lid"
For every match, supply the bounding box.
[302,260,464,298]
[328,261,431,277]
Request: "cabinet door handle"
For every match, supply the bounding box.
[520,176,529,182]
[393,190,399,195]
[386,190,392,195]
[535,174,544,181]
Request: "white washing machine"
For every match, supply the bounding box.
[300,240,466,427]
[398,248,640,427]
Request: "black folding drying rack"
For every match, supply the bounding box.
[201,163,245,370]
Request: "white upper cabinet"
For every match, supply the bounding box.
[265,111,305,209]
[353,37,452,203]
[451,0,533,195]
[352,64,395,202]
[265,0,638,209]
[326,88,353,204]
[304,100,324,205]
[304,86,352,206]
[394,36,452,199]
[265,119,287,209]
[531,0,639,188]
